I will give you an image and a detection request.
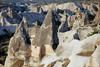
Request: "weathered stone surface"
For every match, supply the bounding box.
[67,15,76,27]
[82,12,89,24]
[5,18,29,67]
[28,9,59,67]
[72,9,83,29]
[94,9,100,23]
[88,4,98,16]
[32,9,59,47]
[58,14,69,32]
[7,7,22,24]
[56,34,100,58]
[0,11,17,35]
[56,34,100,67]
[86,45,100,67]
[58,30,79,44]
[72,10,89,29]
[77,26,93,40]
[39,7,44,14]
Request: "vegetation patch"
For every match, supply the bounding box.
[68,25,73,30]
[87,30,98,37]
[47,61,57,67]
[39,64,45,67]
[62,58,70,67]
[77,51,94,56]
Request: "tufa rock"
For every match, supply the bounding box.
[94,9,100,23]
[58,14,69,32]
[5,19,29,67]
[32,9,59,48]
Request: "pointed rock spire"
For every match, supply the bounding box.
[39,7,43,14]
[94,9,100,23]
[32,9,59,48]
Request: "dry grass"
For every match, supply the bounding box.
[58,59,63,63]
[77,51,94,56]
[46,58,70,67]
[39,64,45,67]
[62,58,70,67]
[33,26,40,28]
[84,23,97,28]
[82,1,100,5]
[11,60,24,67]
[47,61,57,67]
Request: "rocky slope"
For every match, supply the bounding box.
[0,1,100,67]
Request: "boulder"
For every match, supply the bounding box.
[77,26,93,40]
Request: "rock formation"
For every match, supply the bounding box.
[58,30,79,44]
[5,17,29,67]
[86,45,100,67]
[2,2,100,67]
[31,9,59,48]
[27,9,59,67]
[0,10,17,35]
[77,26,93,40]
[58,13,69,32]
[94,9,100,23]
[72,9,89,29]
[82,12,89,24]
[7,7,22,24]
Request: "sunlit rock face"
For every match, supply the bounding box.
[77,26,93,40]
[72,8,89,29]
[58,13,69,32]
[27,9,59,67]
[30,9,59,57]
[94,9,100,23]
[31,9,59,48]
[4,17,29,67]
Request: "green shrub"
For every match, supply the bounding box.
[8,32,14,37]
[87,30,98,37]
[68,25,73,30]
[37,20,41,26]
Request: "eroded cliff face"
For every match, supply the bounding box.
[4,16,29,67]
[3,1,100,67]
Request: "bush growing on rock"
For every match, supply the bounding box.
[87,29,98,37]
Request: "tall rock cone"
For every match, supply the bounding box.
[5,19,29,67]
[28,9,59,67]
[94,9,100,23]
[32,9,59,48]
